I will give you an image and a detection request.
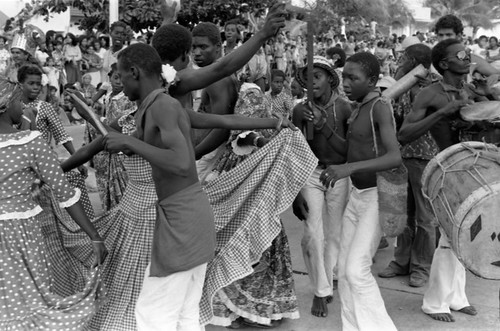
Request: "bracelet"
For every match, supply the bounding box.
[252,135,261,147]
[92,239,105,243]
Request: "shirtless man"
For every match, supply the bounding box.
[151,3,287,127]
[190,22,239,181]
[398,39,496,323]
[321,52,401,330]
[104,42,213,331]
[292,56,352,318]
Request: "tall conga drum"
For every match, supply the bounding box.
[422,141,500,280]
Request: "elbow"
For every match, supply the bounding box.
[391,152,402,168]
[397,130,410,146]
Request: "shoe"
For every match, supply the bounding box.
[378,266,407,278]
[409,275,427,287]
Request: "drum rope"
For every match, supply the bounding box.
[431,144,496,225]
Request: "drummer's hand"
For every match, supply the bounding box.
[91,240,108,267]
[439,99,473,116]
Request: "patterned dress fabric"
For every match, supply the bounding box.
[0,130,104,331]
[51,115,156,331]
[23,99,94,218]
[265,89,294,120]
[201,84,318,325]
[84,90,136,212]
[51,90,316,329]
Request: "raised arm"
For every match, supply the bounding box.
[172,4,285,95]
[187,108,292,131]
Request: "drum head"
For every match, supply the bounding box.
[457,182,500,280]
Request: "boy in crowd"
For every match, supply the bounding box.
[266,69,294,119]
[320,52,401,330]
[292,56,352,318]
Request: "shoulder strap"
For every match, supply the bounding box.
[370,96,396,157]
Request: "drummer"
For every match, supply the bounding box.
[397,39,498,323]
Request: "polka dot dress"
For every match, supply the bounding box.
[22,99,95,219]
[0,130,105,330]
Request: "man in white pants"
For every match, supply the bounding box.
[292,56,352,318]
[398,37,486,322]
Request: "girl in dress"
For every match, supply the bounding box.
[0,79,107,330]
[83,63,136,212]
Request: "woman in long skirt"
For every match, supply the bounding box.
[0,80,107,330]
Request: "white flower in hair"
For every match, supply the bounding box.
[161,64,178,86]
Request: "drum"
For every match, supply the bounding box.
[421,141,500,280]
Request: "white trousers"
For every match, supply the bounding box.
[135,263,207,331]
[422,228,469,314]
[338,185,397,331]
[301,168,349,297]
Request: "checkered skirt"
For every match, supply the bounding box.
[43,155,156,331]
[200,129,318,324]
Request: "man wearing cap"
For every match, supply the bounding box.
[292,56,352,318]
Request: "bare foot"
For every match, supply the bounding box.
[426,312,455,322]
[456,306,478,315]
[311,296,328,317]
[325,295,333,304]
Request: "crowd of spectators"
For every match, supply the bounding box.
[1,17,499,125]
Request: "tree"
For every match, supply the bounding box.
[425,0,500,35]
[28,0,276,33]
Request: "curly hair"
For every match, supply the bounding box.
[405,43,432,69]
[117,43,162,76]
[192,22,221,46]
[346,52,380,81]
[17,63,42,83]
[152,24,192,63]
[110,21,127,33]
[435,15,464,36]
[326,47,346,68]
[431,39,462,75]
